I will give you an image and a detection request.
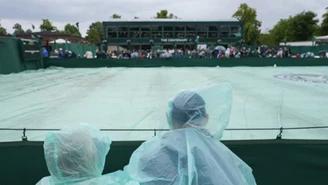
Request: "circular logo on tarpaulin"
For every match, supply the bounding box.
[274,74,328,84]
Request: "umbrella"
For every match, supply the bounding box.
[214,46,226,51]
[319,50,327,54]
[49,38,71,44]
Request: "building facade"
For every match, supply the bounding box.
[103,19,244,51]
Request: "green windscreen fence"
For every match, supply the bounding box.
[44,58,328,68]
[0,37,42,74]
[50,43,97,57]
[289,45,328,54]
[0,140,327,185]
[0,37,24,74]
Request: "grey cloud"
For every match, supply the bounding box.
[0,0,327,36]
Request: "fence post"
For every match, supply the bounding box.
[276,127,283,140]
[22,128,28,141]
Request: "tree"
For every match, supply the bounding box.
[86,21,103,43]
[155,10,177,19]
[258,33,275,45]
[288,11,318,41]
[110,14,121,19]
[263,10,319,45]
[64,24,81,37]
[232,3,261,45]
[0,27,6,35]
[0,20,7,35]
[168,13,177,19]
[40,19,57,32]
[86,29,101,43]
[13,23,25,34]
[320,9,328,35]
[268,18,293,44]
[25,29,32,33]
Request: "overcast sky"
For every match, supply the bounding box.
[0,0,327,37]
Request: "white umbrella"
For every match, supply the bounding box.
[50,38,71,44]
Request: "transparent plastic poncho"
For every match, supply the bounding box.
[36,123,139,185]
[124,83,257,185]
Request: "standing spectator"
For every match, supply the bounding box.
[58,48,65,59]
[283,47,289,58]
[95,49,101,59]
[246,48,252,57]
[277,48,283,58]
[42,47,49,58]
[225,48,230,58]
[240,47,246,57]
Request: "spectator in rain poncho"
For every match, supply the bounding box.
[131,52,139,59]
[225,48,231,58]
[161,51,172,59]
[43,47,49,58]
[36,123,139,185]
[84,51,93,59]
[124,84,257,185]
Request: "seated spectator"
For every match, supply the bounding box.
[246,48,252,57]
[111,53,118,59]
[283,47,289,58]
[278,48,284,58]
[71,51,77,58]
[64,50,69,58]
[53,49,59,56]
[124,84,257,185]
[100,50,107,59]
[36,123,139,185]
[217,50,223,58]
[67,51,73,58]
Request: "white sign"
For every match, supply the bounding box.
[161,38,189,42]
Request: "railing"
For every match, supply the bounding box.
[1,125,328,142]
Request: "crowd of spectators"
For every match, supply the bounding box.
[48,46,328,59]
[46,48,78,59]
[92,46,295,59]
